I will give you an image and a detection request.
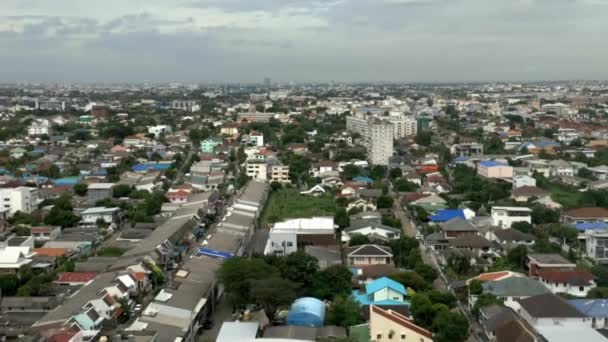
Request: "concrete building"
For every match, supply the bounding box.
[491,206,532,228]
[264,217,336,255]
[387,115,417,138]
[245,159,267,180]
[90,105,110,120]
[346,113,370,137]
[269,164,290,183]
[584,229,608,263]
[28,118,52,136]
[478,160,513,179]
[147,125,172,138]
[368,305,433,342]
[80,207,121,225]
[87,183,114,203]
[0,187,36,215]
[171,100,200,112]
[367,121,393,165]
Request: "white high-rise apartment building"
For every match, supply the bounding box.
[387,115,417,138]
[346,113,369,138]
[0,187,36,215]
[28,119,52,136]
[367,121,394,165]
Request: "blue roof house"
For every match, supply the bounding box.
[285,297,326,327]
[352,277,408,306]
[568,299,608,327]
[352,176,374,184]
[430,208,475,223]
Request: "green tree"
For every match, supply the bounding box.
[511,221,533,234]
[326,296,363,328]
[12,225,31,236]
[415,264,438,283]
[507,245,529,270]
[415,131,432,146]
[251,277,299,320]
[389,168,403,179]
[342,164,361,180]
[410,293,435,328]
[390,272,429,292]
[310,265,353,300]
[578,167,594,179]
[376,196,394,209]
[277,252,320,290]
[468,279,483,295]
[8,211,37,226]
[588,287,608,298]
[44,206,80,228]
[218,257,280,305]
[427,290,457,308]
[73,183,88,196]
[334,208,350,231]
[113,184,133,198]
[370,165,387,181]
[348,234,371,246]
[432,310,469,342]
[0,274,19,295]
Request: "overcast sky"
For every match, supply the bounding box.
[2,0,608,83]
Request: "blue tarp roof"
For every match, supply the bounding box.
[568,299,608,317]
[571,222,608,231]
[453,156,469,162]
[133,163,172,172]
[480,160,507,167]
[366,277,407,295]
[197,247,233,259]
[286,297,326,327]
[353,176,373,183]
[431,209,465,222]
[53,177,81,186]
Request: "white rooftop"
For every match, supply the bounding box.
[271,217,335,233]
[491,206,533,212]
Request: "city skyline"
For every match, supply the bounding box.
[2,0,608,83]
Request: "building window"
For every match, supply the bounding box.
[377,334,382,340]
[401,334,406,340]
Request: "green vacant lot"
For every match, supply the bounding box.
[541,182,585,209]
[260,188,336,228]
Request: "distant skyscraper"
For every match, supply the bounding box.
[264,77,271,89]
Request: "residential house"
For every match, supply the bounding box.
[347,198,377,212]
[478,160,513,180]
[31,226,61,242]
[584,229,608,263]
[309,161,338,177]
[440,218,479,239]
[200,138,221,153]
[0,244,34,272]
[474,276,551,311]
[589,165,608,180]
[449,234,497,263]
[54,272,97,286]
[494,318,538,342]
[80,207,121,225]
[430,208,476,223]
[562,207,608,224]
[264,217,336,255]
[409,193,447,211]
[220,122,239,139]
[511,186,550,202]
[269,164,290,183]
[343,220,401,243]
[347,244,394,266]
[517,293,605,341]
[167,189,191,204]
[527,253,576,277]
[300,184,327,197]
[87,183,114,203]
[513,175,536,189]
[352,277,409,306]
[245,159,267,180]
[477,304,518,341]
[491,206,532,229]
[368,305,433,342]
[568,299,608,329]
[536,268,596,297]
[0,187,36,215]
[487,228,535,250]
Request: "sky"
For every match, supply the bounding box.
[2,0,608,83]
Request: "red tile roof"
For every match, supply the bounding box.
[371,305,433,339]
[33,248,68,257]
[564,207,608,219]
[56,272,97,284]
[536,268,595,286]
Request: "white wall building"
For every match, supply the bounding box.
[245,160,267,180]
[27,118,52,136]
[387,115,417,138]
[264,217,335,255]
[491,206,532,228]
[367,121,394,166]
[0,187,36,215]
[513,175,536,189]
[147,125,172,138]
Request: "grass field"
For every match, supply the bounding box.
[542,182,586,209]
[260,188,336,228]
